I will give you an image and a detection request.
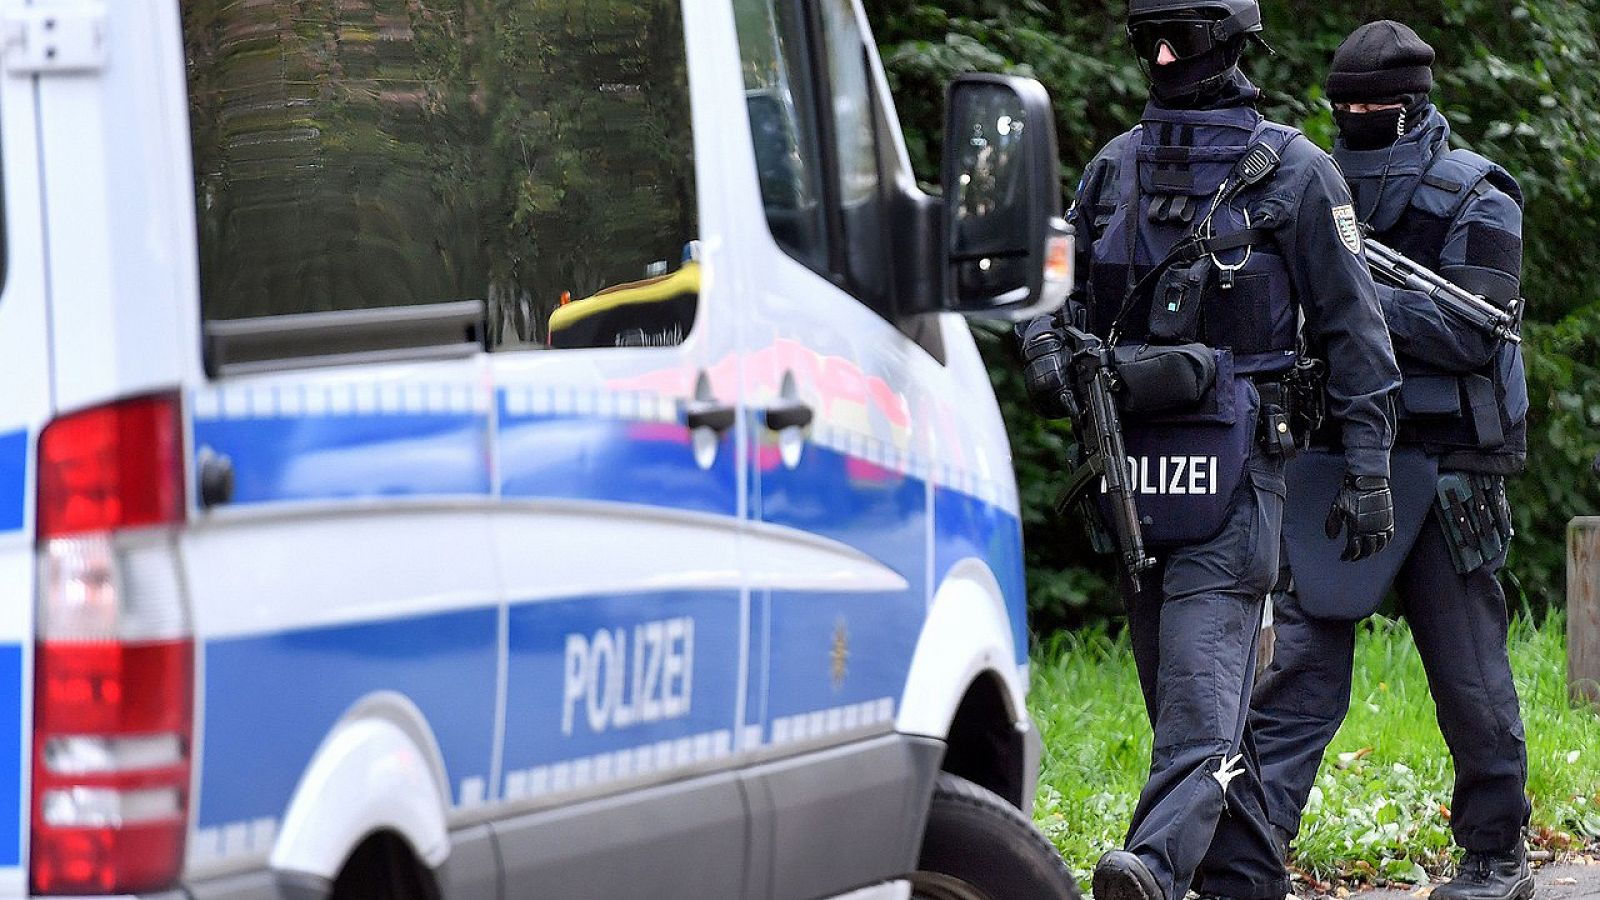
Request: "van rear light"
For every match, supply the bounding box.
[44,735,185,776]
[32,393,193,895]
[37,393,183,540]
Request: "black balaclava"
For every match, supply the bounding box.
[1147,36,1247,108]
[1132,10,1249,109]
[1332,93,1431,150]
[1326,21,1436,150]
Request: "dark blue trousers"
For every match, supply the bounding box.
[1120,451,1291,900]
[1200,505,1531,895]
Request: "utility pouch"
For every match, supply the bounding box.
[1255,381,1297,459]
[1113,375,1256,545]
[1112,342,1217,417]
[1435,472,1513,574]
[1147,258,1211,344]
[1463,375,1506,449]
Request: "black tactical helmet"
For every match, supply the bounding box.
[1127,0,1262,39]
[1127,0,1265,105]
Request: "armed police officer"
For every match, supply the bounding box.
[1019,4,1400,900]
[1200,21,1535,900]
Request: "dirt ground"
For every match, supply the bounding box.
[1332,857,1600,900]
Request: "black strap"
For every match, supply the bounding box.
[1110,226,1275,338]
[1192,227,1274,256]
[1123,139,1142,300]
[1422,173,1465,194]
[1210,6,1261,41]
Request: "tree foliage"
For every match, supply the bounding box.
[865,0,1600,628]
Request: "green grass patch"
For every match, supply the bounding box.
[1029,614,1600,887]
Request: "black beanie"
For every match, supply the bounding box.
[1325,20,1435,103]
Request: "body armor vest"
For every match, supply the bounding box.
[1085,104,1300,377]
[1337,111,1528,471]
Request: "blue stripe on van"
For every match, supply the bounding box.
[192,413,491,505]
[746,438,931,734]
[0,645,20,866]
[198,608,499,828]
[934,489,1028,665]
[761,588,923,724]
[0,430,25,532]
[499,591,742,777]
[497,407,737,517]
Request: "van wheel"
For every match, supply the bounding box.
[909,773,1081,900]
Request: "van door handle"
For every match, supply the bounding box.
[684,371,736,437]
[685,401,737,436]
[762,401,813,432]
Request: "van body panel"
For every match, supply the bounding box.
[37,0,201,411]
[896,560,1027,742]
[0,0,55,885]
[494,764,747,900]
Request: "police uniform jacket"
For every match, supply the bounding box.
[1062,72,1400,479]
[1333,105,1528,474]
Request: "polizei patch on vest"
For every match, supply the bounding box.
[1102,455,1220,496]
[1333,204,1363,255]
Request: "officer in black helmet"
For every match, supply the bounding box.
[1200,21,1535,900]
[1019,3,1401,900]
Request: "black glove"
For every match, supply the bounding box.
[1020,328,1080,420]
[1325,475,1395,563]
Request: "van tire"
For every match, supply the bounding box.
[909,773,1081,900]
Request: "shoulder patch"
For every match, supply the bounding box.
[1332,204,1363,255]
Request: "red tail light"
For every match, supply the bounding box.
[31,393,193,895]
[37,393,184,540]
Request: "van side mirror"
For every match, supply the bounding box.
[941,74,1071,320]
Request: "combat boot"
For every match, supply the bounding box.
[1433,844,1535,900]
[1093,850,1164,900]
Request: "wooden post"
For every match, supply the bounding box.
[1570,518,1600,708]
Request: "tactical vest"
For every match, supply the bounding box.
[1085,105,1301,377]
[1356,145,1529,471]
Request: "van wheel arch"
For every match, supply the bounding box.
[327,830,441,900]
[939,671,1025,810]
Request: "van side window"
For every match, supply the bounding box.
[817,0,888,305]
[183,0,699,361]
[734,0,888,308]
[735,0,829,272]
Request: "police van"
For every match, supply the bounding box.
[0,0,1076,897]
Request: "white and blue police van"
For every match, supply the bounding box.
[0,0,1077,897]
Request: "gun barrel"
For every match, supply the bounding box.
[1365,238,1521,344]
[1052,326,1157,589]
[1086,358,1156,589]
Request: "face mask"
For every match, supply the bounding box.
[1334,107,1407,151]
[1146,40,1243,107]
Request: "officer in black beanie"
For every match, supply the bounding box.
[1197,20,1534,900]
[1326,20,1436,150]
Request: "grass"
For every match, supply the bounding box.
[1028,614,1600,889]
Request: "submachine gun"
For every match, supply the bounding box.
[1022,325,1158,591]
[1363,237,1523,345]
